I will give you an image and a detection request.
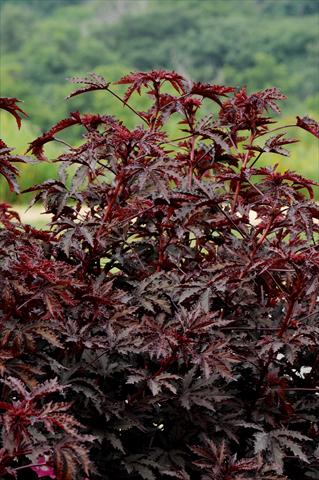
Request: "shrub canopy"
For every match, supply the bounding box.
[0,71,318,479]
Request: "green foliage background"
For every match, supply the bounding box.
[0,0,318,202]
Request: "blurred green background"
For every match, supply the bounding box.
[0,0,318,205]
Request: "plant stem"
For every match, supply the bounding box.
[284,388,319,392]
[278,299,296,337]
[95,173,124,241]
[53,137,74,149]
[258,124,296,136]
[232,132,254,212]
[250,151,263,168]
[14,463,47,472]
[106,87,148,125]
[188,135,195,187]
[161,134,193,145]
[216,204,248,239]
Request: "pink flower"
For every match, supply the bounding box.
[31,456,56,479]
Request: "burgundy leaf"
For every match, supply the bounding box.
[0,97,27,128]
[296,115,319,139]
[116,69,186,102]
[66,72,110,99]
[189,82,235,105]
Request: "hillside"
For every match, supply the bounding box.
[1,0,318,128]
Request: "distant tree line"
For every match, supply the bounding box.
[0,0,318,130]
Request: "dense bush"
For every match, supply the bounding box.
[0,71,318,480]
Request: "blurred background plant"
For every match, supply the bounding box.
[0,0,318,204]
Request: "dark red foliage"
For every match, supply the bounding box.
[0,71,319,480]
[296,116,319,139]
[66,73,110,99]
[189,82,235,105]
[0,97,27,129]
[218,87,287,144]
[116,69,186,101]
[26,111,116,161]
[0,99,32,192]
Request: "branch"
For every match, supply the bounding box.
[106,87,148,125]
[250,151,263,168]
[256,124,296,137]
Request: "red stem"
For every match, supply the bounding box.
[257,217,273,246]
[188,135,196,187]
[96,173,124,239]
[232,132,254,212]
[278,299,296,338]
[257,124,296,136]
[231,180,241,213]
[14,462,48,472]
[106,87,148,125]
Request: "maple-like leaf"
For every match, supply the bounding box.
[0,148,20,193]
[51,439,91,480]
[0,97,27,128]
[26,112,114,160]
[254,87,287,113]
[254,429,310,474]
[248,133,298,157]
[219,87,285,140]
[0,146,32,192]
[296,115,319,139]
[179,368,229,411]
[116,70,186,101]
[66,72,110,99]
[189,82,235,105]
